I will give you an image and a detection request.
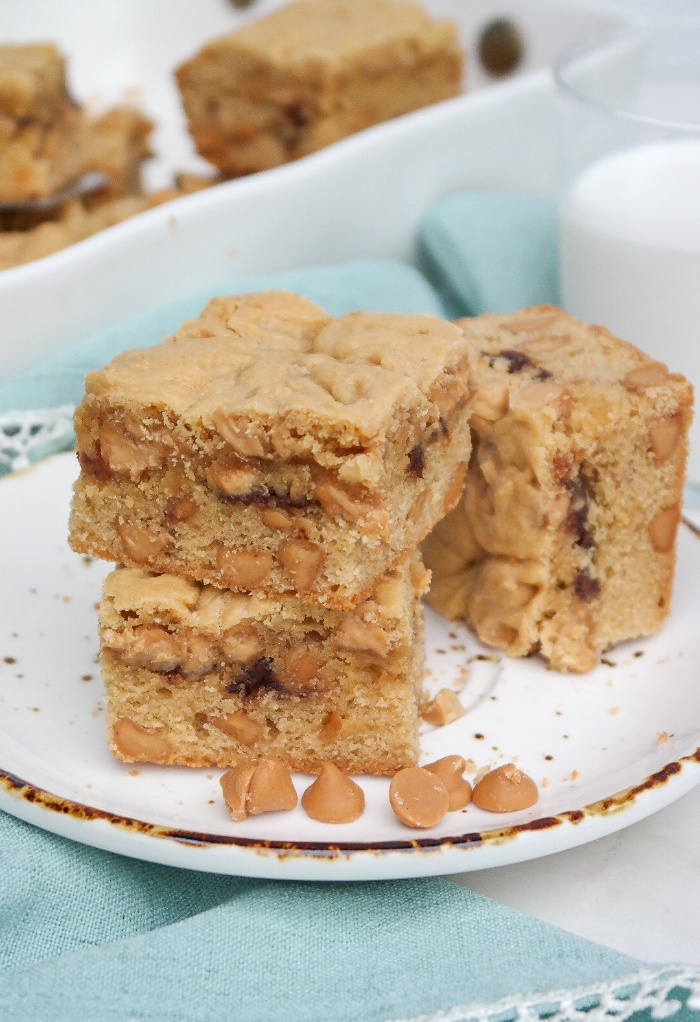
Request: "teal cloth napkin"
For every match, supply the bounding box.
[0,214,698,1022]
[2,810,697,1022]
[417,191,560,317]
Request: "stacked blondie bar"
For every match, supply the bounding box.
[68,290,475,774]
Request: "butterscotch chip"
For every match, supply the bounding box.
[216,547,274,589]
[282,641,322,690]
[164,493,198,523]
[622,363,669,391]
[111,717,172,763]
[320,711,343,742]
[509,382,571,413]
[421,688,465,726]
[314,478,372,523]
[220,761,257,821]
[470,377,509,421]
[118,523,169,563]
[277,540,324,590]
[336,616,389,656]
[246,758,298,815]
[443,462,467,513]
[211,711,264,746]
[648,413,684,463]
[648,504,680,554]
[100,424,162,479]
[260,507,295,532]
[424,755,472,810]
[389,766,450,829]
[472,763,538,812]
[220,757,297,821]
[301,762,365,823]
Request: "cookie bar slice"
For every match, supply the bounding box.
[175,0,462,176]
[423,305,693,673]
[99,555,429,775]
[69,290,473,610]
[0,43,87,201]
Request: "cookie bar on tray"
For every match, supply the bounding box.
[175,0,462,176]
[99,555,429,775]
[69,290,473,610]
[423,305,693,673]
[0,43,87,202]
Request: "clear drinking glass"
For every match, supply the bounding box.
[554,20,700,491]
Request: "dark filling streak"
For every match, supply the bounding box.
[78,450,112,481]
[407,444,425,478]
[217,486,311,510]
[227,657,286,700]
[407,417,450,477]
[281,102,310,134]
[574,570,600,601]
[486,349,552,380]
[564,476,593,550]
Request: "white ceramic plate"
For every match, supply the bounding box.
[0,452,698,880]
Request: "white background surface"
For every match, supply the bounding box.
[452,786,700,965]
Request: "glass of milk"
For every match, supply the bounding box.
[554,21,700,492]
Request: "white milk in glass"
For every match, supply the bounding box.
[559,138,700,482]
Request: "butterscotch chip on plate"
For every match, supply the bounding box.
[69,289,473,610]
[99,553,429,776]
[472,763,538,812]
[422,305,693,672]
[301,763,365,823]
[220,758,298,821]
[175,0,462,176]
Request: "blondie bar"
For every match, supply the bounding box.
[0,43,87,201]
[175,0,462,176]
[423,306,693,672]
[99,555,429,774]
[69,290,473,609]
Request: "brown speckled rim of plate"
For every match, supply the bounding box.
[1,749,698,859]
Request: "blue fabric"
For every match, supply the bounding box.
[0,210,697,1022]
[417,191,560,317]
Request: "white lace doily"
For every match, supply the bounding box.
[0,406,75,473]
[395,966,700,1022]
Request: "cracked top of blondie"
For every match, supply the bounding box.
[82,290,473,457]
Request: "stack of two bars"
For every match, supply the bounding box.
[68,291,474,775]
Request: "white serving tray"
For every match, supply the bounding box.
[0,0,633,379]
